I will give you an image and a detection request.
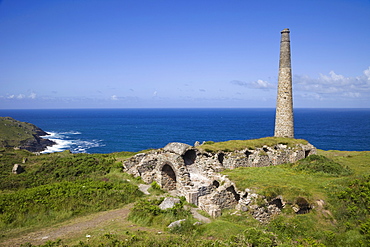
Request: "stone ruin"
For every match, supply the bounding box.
[123,141,316,219]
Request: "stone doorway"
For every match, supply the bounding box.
[161,164,177,191]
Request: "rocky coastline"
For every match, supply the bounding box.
[0,117,55,152]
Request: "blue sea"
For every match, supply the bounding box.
[0,108,369,153]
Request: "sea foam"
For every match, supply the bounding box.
[41,131,103,154]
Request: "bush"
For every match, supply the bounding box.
[293,155,352,176]
[229,227,277,246]
[335,175,370,222]
[128,197,191,228]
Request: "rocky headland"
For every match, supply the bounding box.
[0,116,55,152]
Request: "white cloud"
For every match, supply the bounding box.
[111,95,118,100]
[3,92,37,100]
[294,66,370,101]
[29,93,36,99]
[364,67,370,80]
[343,92,360,98]
[231,79,275,90]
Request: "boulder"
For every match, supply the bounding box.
[12,164,25,174]
[164,142,191,155]
[159,197,181,210]
[168,219,186,228]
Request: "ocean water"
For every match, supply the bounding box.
[0,108,369,153]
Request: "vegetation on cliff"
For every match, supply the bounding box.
[0,117,54,152]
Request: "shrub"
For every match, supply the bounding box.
[229,227,277,246]
[335,175,370,222]
[293,154,352,176]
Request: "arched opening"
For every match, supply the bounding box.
[295,197,311,214]
[212,180,220,188]
[161,164,177,191]
[226,185,240,201]
[245,150,253,158]
[269,197,284,209]
[218,153,225,165]
[182,149,196,165]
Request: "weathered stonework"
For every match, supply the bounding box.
[275,28,294,138]
[123,141,316,218]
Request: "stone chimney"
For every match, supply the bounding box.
[274,28,294,138]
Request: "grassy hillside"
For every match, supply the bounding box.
[0,143,369,246]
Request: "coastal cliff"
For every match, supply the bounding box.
[0,117,55,152]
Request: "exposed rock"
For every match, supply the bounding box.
[159,197,181,210]
[138,184,151,195]
[12,164,25,174]
[168,219,186,228]
[190,208,211,223]
[164,142,192,155]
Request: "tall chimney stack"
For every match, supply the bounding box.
[274,28,294,138]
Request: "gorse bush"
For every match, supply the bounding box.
[335,175,370,223]
[293,154,352,176]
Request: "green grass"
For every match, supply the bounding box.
[198,137,308,153]
[0,148,144,240]
[222,152,370,203]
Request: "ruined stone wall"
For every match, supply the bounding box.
[123,141,316,218]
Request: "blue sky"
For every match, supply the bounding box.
[0,0,369,109]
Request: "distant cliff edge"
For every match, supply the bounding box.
[0,117,55,152]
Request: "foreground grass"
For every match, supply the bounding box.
[0,149,143,241]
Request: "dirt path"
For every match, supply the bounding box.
[1,204,136,247]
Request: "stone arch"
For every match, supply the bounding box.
[161,163,177,191]
[182,149,196,165]
[226,185,240,201]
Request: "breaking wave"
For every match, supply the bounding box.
[41,131,104,154]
